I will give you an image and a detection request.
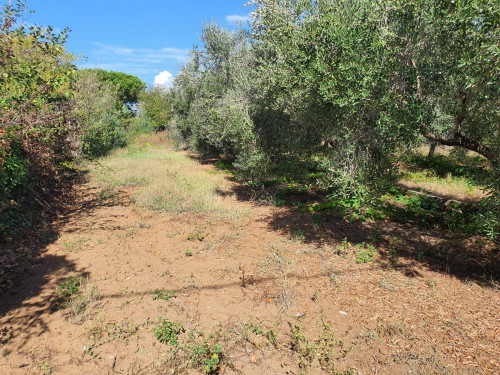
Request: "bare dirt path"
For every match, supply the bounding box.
[1,150,499,374]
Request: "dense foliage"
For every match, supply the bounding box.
[171,0,499,237]
[70,70,127,158]
[139,85,173,131]
[0,1,145,240]
[1,1,75,239]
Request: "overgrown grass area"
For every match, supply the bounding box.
[262,149,498,240]
[89,134,232,216]
[397,149,492,202]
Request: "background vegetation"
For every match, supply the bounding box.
[0,1,150,241]
[1,0,499,242]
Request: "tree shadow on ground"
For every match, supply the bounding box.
[222,179,500,288]
[0,173,110,352]
[0,255,87,353]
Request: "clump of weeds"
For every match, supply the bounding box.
[355,243,378,264]
[54,276,101,320]
[154,318,184,345]
[289,321,354,374]
[152,289,176,301]
[186,230,205,241]
[155,322,228,374]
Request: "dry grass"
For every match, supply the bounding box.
[89,134,234,216]
[398,176,487,202]
[398,145,490,203]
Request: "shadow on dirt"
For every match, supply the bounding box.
[214,169,499,288]
[0,175,110,351]
[0,255,87,353]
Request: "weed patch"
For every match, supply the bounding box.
[356,243,378,264]
[152,289,175,301]
[54,276,101,319]
[289,322,353,374]
[188,341,223,374]
[153,318,184,345]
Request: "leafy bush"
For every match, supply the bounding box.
[0,137,28,240]
[56,276,81,299]
[126,114,155,140]
[71,69,127,158]
[188,342,223,375]
[80,119,127,158]
[1,1,76,241]
[171,23,260,170]
[139,86,173,130]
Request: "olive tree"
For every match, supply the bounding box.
[171,23,262,172]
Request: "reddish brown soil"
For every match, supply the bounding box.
[1,161,499,374]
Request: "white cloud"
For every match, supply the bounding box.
[225,14,250,23]
[154,70,174,89]
[89,43,190,64]
[83,43,190,84]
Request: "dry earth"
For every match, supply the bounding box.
[0,150,499,375]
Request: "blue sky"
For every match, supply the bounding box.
[15,0,252,86]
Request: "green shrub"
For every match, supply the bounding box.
[189,342,223,375]
[0,138,29,240]
[1,1,75,242]
[126,115,155,140]
[81,119,127,159]
[139,86,173,130]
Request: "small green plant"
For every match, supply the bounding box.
[203,344,222,374]
[356,243,377,264]
[266,328,279,348]
[153,318,183,345]
[56,276,81,300]
[152,289,175,301]
[189,342,223,374]
[290,322,316,370]
[58,281,100,318]
[83,342,100,359]
[249,323,279,348]
[97,188,117,204]
[185,248,193,257]
[311,291,318,302]
[40,361,52,375]
[251,324,265,336]
[335,238,352,257]
[389,236,399,260]
[186,230,205,241]
[371,225,383,244]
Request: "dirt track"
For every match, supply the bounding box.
[0,158,499,374]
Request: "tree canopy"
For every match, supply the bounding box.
[85,69,146,105]
[171,0,499,236]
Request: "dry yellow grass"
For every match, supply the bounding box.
[398,145,490,202]
[398,177,488,203]
[89,134,234,216]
